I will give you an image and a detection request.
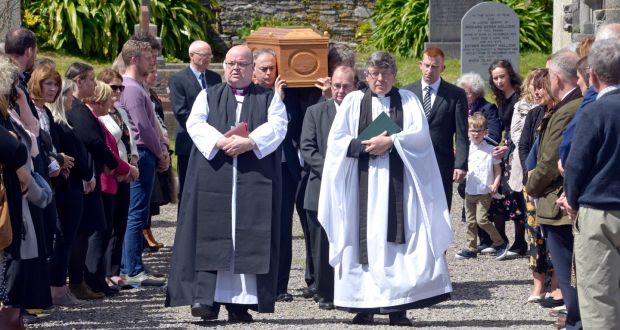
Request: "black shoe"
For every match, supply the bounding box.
[313,294,320,303]
[301,287,317,299]
[276,293,293,302]
[87,279,119,297]
[351,313,374,325]
[389,311,412,326]
[539,297,565,308]
[191,303,219,320]
[318,301,335,310]
[228,310,253,323]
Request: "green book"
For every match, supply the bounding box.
[357,112,402,140]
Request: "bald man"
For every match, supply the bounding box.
[170,40,222,201]
[166,45,288,323]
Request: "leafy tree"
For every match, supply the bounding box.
[23,0,218,61]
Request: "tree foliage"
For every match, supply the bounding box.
[365,0,553,59]
[23,0,218,61]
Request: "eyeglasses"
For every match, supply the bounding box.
[366,70,393,79]
[192,52,213,59]
[109,85,125,92]
[257,66,276,73]
[332,83,353,90]
[224,61,252,69]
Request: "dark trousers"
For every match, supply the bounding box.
[277,162,299,295]
[48,187,83,286]
[177,153,189,203]
[106,182,130,277]
[306,210,334,302]
[68,229,89,285]
[542,224,582,330]
[85,192,115,291]
[296,171,314,288]
[440,168,453,211]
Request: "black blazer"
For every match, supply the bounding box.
[402,79,469,175]
[300,99,337,211]
[66,99,118,176]
[169,66,221,156]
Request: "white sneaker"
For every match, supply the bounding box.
[122,272,166,287]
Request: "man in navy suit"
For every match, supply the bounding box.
[169,40,222,201]
[402,47,468,210]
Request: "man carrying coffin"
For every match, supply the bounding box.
[165,45,288,323]
[318,51,453,326]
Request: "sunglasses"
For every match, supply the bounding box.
[110,85,125,92]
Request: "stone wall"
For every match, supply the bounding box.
[207,0,374,49]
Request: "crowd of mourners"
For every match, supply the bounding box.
[1,23,619,330]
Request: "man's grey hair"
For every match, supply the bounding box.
[595,23,620,41]
[455,72,486,97]
[364,51,397,76]
[548,50,579,81]
[252,48,276,61]
[588,39,620,85]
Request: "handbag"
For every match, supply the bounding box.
[0,166,12,251]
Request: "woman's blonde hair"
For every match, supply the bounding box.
[47,78,76,126]
[83,80,112,104]
[0,55,19,118]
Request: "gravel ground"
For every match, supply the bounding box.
[31,186,558,329]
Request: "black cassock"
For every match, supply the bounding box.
[165,83,282,313]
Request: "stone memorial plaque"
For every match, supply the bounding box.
[426,0,482,58]
[429,0,483,42]
[461,2,520,78]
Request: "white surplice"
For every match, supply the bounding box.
[318,89,453,309]
[186,88,287,304]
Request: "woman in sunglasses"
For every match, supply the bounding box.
[97,68,138,289]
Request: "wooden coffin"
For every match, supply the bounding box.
[246,27,329,88]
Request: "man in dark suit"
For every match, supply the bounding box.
[169,40,221,201]
[249,48,322,301]
[300,65,358,310]
[402,47,468,210]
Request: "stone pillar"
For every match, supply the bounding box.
[0,0,21,43]
[553,0,574,52]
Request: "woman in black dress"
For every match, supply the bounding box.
[484,59,527,257]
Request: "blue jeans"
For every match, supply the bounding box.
[121,148,157,276]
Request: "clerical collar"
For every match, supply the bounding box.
[230,86,248,96]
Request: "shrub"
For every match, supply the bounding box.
[366,0,428,59]
[23,0,217,61]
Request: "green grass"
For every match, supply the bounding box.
[356,49,549,87]
[38,49,112,75]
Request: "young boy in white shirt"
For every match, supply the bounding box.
[456,113,508,260]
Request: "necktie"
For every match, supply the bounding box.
[423,85,432,118]
[199,72,207,89]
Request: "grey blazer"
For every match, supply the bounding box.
[300,99,337,211]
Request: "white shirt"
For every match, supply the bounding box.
[465,140,500,195]
[189,64,206,88]
[420,78,441,109]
